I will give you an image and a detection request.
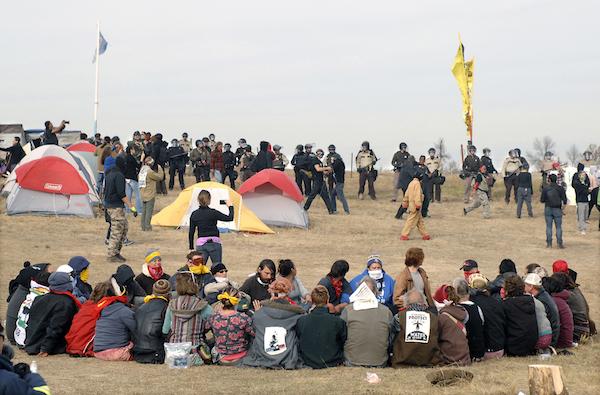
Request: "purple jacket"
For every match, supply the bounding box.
[552,290,574,348]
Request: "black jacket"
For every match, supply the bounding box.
[540,183,567,208]
[250,142,273,173]
[536,289,561,347]
[0,144,26,168]
[133,297,169,364]
[471,291,506,352]
[516,172,533,189]
[463,154,481,174]
[460,302,486,359]
[104,167,126,208]
[0,355,49,395]
[239,274,270,303]
[25,292,79,355]
[135,273,171,296]
[5,285,29,344]
[188,206,234,249]
[123,154,141,181]
[571,172,590,203]
[291,152,305,170]
[223,150,236,169]
[297,306,347,368]
[113,265,147,305]
[168,146,187,169]
[502,295,538,356]
[331,158,346,184]
[489,272,517,300]
[481,155,496,174]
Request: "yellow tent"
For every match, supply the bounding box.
[151,181,274,234]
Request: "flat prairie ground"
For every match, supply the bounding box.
[1,172,599,395]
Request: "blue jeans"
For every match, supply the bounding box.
[125,179,142,213]
[544,207,563,245]
[196,242,222,267]
[330,182,350,213]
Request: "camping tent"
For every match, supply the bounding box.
[238,169,309,229]
[2,145,99,205]
[151,181,274,234]
[6,156,95,217]
[67,141,99,179]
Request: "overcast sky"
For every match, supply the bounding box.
[1,1,598,167]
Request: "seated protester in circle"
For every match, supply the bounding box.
[0,322,51,395]
[392,289,442,368]
[6,262,51,345]
[112,264,147,307]
[489,258,518,300]
[205,287,254,365]
[318,260,352,315]
[523,279,553,355]
[552,260,596,338]
[93,279,136,361]
[453,277,485,362]
[25,272,82,356]
[523,273,560,348]
[502,275,538,356]
[188,190,234,267]
[133,279,171,364]
[14,271,51,348]
[135,248,171,295]
[552,272,590,342]
[393,248,434,311]
[543,276,574,351]
[435,285,470,366]
[468,274,506,360]
[170,252,216,303]
[163,273,213,366]
[240,259,276,306]
[459,259,480,282]
[277,259,310,308]
[350,255,396,313]
[242,278,305,369]
[297,285,347,369]
[341,276,394,368]
[67,256,93,303]
[65,282,128,357]
[205,263,248,313]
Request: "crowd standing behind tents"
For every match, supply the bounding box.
[2,248,596,394]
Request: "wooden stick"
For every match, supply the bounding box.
[528,364,569,395]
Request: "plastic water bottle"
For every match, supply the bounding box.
[30,361,38,374]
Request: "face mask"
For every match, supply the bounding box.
[79,268,89,283]
[147,264,164,281]
[368,269,383,280]
[215,277,228,283]
[189,264,210,275]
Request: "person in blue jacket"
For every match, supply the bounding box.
[1,322,50,395]
[349,255,396,313]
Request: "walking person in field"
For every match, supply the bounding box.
[541,174,567,248]
[138,156,164,231]
[516,163,534,218]
[463,165,491,219]
[400,173,431,241]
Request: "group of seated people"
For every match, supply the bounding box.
[3,247,596,373]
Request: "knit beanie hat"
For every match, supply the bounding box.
[145,248,161,264]
[552,260,569,274]
[499,259,517,274]
[433,284,449,303]
[152,279,171,298]
[366,255,383,268]
[68,256,90,274]
[211,262,227,275]
[468,273,488,290]
[113,264,135,287]
[49,272,74,293]
[533,266,549,279]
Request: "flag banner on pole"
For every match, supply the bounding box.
[451,38,474,139]
[92,32,108,63]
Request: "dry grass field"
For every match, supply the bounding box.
[1,172,599,394]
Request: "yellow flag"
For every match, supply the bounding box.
[451,39,474,138]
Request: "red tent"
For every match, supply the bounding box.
[67,141,96,153]
[239,169,303,202]
[16,156,89,195]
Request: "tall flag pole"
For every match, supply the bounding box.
[451,34,475,146]
[92,22,108,135]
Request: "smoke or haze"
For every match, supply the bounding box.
[1,1,598,167]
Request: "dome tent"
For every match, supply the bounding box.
[67,141,99,180]
[238,169,309,229]
[6,156,94,217]
[151,181,274,234]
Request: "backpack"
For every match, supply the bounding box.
[65,295,127,356]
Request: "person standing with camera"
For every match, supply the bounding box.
[189,190,234,267]
[42,120,68,145]
[425,147,443,203]
[355,141,378,200]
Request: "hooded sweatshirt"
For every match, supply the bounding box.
[242,299,304,369]
[551,290,574,348]
[94,302,136,352]
[163,295,211,346]
[68,256,92,303]
[438,304,470,365]
[250,141,273,173]
[502,295,538,356]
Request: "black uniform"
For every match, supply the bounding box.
[167,146,187,190]
[291,151,311,196]
[222,150,237,189]
[303,155,333,213]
